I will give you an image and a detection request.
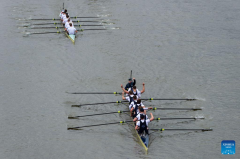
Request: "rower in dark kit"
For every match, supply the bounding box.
[135,113,154,135]
[130,99,144,118]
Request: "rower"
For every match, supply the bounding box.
[60,10,67,21]
[130,99,144,118]
[66,23,77,35]
[65,18,74,30]
[122,91,133,102]
[63,14,71,24]
[121,83,145,98]
[135,113,154,135]
[125,78,136,91]
[133,106,153,122]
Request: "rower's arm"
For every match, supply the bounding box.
[140,83,145,94]
[142,106,147,114]
[149,113,154,121]
[121,84,129,94]
[133,117,138,122]
[135,125,139,130]
[122,92,126,100]
[135,122,140,130]
[130,107,134,114]
[133,78,136,86]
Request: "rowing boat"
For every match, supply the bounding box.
[60,6,76,44]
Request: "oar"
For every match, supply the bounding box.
[68,120,133,130]
[30,25,104,29]
[30,17,100,20]
[27,31,62,34]
[142,98,196,101]
[150,128,212,132]
[33,21,101,25]
[71,16,100,19]
[27,29,106,35]
[77,29,107,31]
[130,70,132,79]
[68,110,129,119]
[68,92,121,95]
[152,107,202,111]
[155,117,204,120]
[72,101,128,107]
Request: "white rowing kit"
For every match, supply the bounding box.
[128,88,141,98]
[67,27,77,35]
[136,119,151,127]
[136,113,149,120]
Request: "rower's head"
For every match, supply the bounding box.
[139,108,144,113]
[128,78,132,83]
[68,18,71,22]
[129,90,133,95]
[140,114,145,119]
[133,86,137,90]
[137,99,141,104]
[133,95,137,100]
[69,23,72,26]
[66,14,69,18]
[64,9,67,13]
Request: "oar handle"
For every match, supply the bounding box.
[150,128,213,131]
[71,101,127,107]
[67,120,133,130]
[68,110,128,118]
[71,17,100,18]
[30,31,61,34]
[152,107,202,110]
[73,20,100,22]
[155,117,204,120]
[69,92,121,94]
[142,98,196,101]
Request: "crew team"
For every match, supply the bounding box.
[121,78,154,135]
[59,9,77,35]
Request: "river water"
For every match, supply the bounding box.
[0,0,240,158]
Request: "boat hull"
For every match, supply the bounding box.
[65,32,75,44]
[135,129,149,153]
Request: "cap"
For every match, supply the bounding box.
[128,78,132,81]
[140,108,144,112]
[140,114,145,119]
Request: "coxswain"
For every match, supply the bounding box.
[67,23,77,35]
[121,83,145,98]
[125,78,136,90]
[135,113,154,135]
